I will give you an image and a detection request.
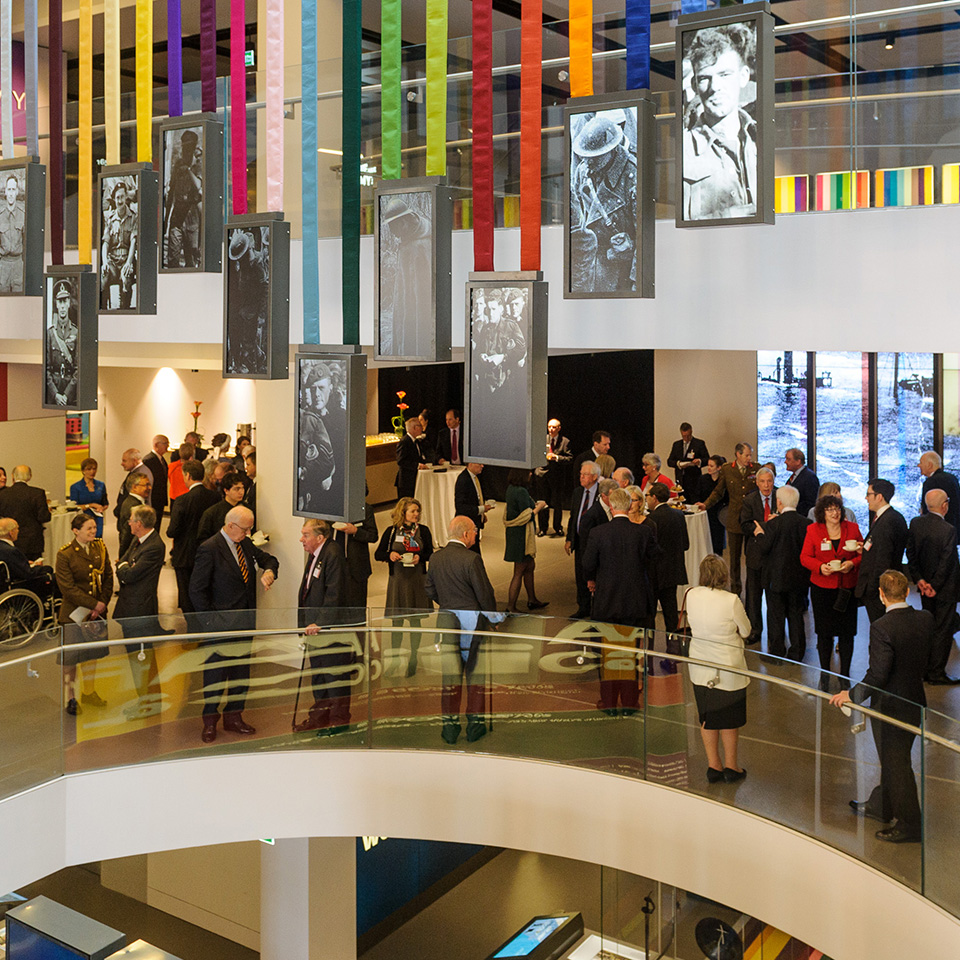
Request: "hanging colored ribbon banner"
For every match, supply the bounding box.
[341,0,361,345]
[78,0,93,263]
[472,0,493,272]
[168,0,183,117]
[230,0,247,214]
[301,0,319,342]
[625,0,651,90]
[425,0,447,177]
[136,0,153,162]
[105,0,120,164]
[519,0,541,271]
[23,0,38,156]
[0,0,12,158]
[265,0,283,211]
[380,0,401,181]
[200,0,217,113]
[48,0,63,262]
[569,0,593,98]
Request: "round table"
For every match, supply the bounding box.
[43,509,81,568]
[415,466,465,548]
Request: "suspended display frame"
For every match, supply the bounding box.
[374,176,452,362]
[0,156,45,297]
[464,271,548,469]
[42,265,99,411]
[294,346,367,522]
[223,211,290,380]
[97,163,159,314]
[159,114,224,273]
[563,90,656,299]
[675,1,775,228]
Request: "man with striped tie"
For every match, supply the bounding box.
[190,505,279,743]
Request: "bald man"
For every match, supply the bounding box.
[906,488,960,684]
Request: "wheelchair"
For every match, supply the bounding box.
[0,560,61,649]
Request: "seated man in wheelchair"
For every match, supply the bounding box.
[0,516,56,600]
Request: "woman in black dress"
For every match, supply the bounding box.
[697,454,727,555]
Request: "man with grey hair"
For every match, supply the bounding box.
[566,460,602,618]
[0,466,51,561]
[740,465,776,644]
[613,467,634,489]
[114,447,152,536]
[143,435,170,530]
[907,488,960,684]
[919,450,960,536]
[395,415,430,499]
[118,471,150,557]
[754,484,811,660]
[0,515,54,600]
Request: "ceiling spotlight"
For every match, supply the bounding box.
[884,34,895,50]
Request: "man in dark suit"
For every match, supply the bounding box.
[454,462,493,555]
[534,418,573,536]
[294,518,354,734]
[856,478,909,623]
[755,485,811,660]
[170,431,208,463]
[395,416,429,499]
[113,449,153,535]
[906,488,960,684]
[783,448,819,517]
[667,422,709,496]
[698,442,759,597]
[644,482,689,637]
[571,430,611,479]
[189,504,279,743]
[565,460,601,618]
[142,435,170,533]
[0,516,54,601]
[425,515,502,745]
[333,500,378,609]
[919,451,960,537]
[832,570,932,843]
[0,465,51,561]
[117,471,150,558]
[242,451,257,524]
[197,472,248,543]
[166,460,219,614]
[740,467,777,644]
[435,408,464,466]
[583,487,660,712]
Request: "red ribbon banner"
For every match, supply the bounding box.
[472,0,493,272]
[520,0,542,271]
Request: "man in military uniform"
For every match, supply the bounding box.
[165,128,202,268]
[570,115,637,293]
[298,362,336,515]
[100,181,138,309]
[681,23,758,221]
[46,280,78,407]
[226,229,269,375]
[380,194,431,356]
[0,174,24,293]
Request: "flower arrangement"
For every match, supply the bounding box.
[391,391,409,437]
[190,401,203,441]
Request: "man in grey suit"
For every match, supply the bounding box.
[425,515,504,745]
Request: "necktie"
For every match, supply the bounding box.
[763,497,770,521]
[452,428,459,463]
[578,489,590,531]
[237,545,249,583]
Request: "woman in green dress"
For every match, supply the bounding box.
[503,469,549,613]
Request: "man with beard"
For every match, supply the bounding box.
[100,181,138,308]
[165,128,202,268]
[45,280,78,406]
[226,229,269,374]
[0,173,25,292]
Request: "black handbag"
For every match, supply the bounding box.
[833,587,851,613]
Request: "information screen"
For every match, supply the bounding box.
[493,918,565,958]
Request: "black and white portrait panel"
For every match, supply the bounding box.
[469,285,529,464]
[297,357,347,518]
[225,225,271,376]
[679,18,759,222]
[377,190,433,357]
[99,173,140,310]
[568,106,638,295]
[44,276,79,408]
[0,165,26,295]
[162,124,203,269]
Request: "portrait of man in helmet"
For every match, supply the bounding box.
[225,225,271,376]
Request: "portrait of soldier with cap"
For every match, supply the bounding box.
[378,191,432,357]
[297,358,346,516]
[45,278,78,407]
[99,176,139,310]
[568,107,638,294]
[225,225,270,376]
[0,170,25,294]
[163,126,203,269]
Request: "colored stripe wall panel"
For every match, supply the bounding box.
[874,165,934,207]
[814,171,869,211]
[942,164,960,204]
[774,175,809,213]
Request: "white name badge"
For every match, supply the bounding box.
[821,540,831,551]
[863,540,872,552]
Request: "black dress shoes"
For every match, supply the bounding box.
[201,718,218,743]
[849,800,893,824]
[723,767,747,783]
[875,826,921,843]
[527,600,549,610]
[466,721,488,742]
[706,767,725,783]
[441,722,461,744]
[222,712,256,735]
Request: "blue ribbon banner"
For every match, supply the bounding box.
[301,0,319,343]
[625,0,650,90]
[681,0,708,12]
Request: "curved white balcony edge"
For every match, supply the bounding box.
[0,749,956,958]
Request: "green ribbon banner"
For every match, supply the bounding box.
[425,0,447,177]
[341,0,361,345]
[381,0,401,180]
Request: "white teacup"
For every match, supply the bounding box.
[827,558,843,572]
[844,539,859,552]
[401,552,416,566]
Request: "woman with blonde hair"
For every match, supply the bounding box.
[624,484,647,524]
[595,454,616,479]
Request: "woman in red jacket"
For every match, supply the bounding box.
[799,494,863,692]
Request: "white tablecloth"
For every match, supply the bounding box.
[415,466,465,548]
[680,509,712,603]
[43,510,80,568]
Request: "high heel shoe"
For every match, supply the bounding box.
[706,767,724,783]
[723,767,747,783]
[66,698,81,716]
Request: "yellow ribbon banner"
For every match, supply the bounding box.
[78,0,92,263]
[569,0,594,98]
[104,0,120,164]
[136,0,153,162]
[425,0,448,177]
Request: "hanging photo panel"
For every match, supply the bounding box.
[223,212,290,380]
[464,272,548,469]
[42,266,98,411]
[563,90,655,299]
[374,176,452,362]
[98,162,159,313]
[294,349,367,522]
[675,1,775,227]
[159,114,225,273]
[0,156,46,297]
